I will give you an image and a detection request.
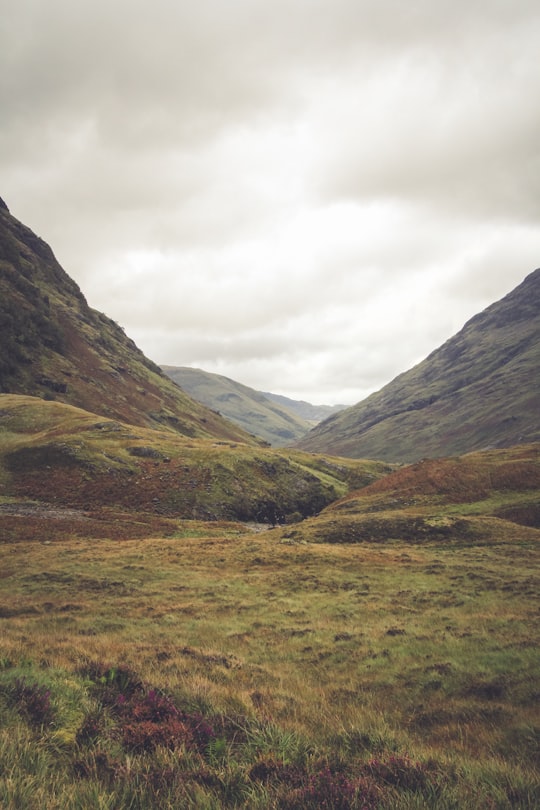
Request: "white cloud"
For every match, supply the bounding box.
[1,0,539,404]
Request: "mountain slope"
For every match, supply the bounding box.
[261,391,345,425]
[0,198,255,443]
[296,269,540,462]
[162,366,312,446]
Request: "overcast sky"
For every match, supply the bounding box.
[2,0,539,405]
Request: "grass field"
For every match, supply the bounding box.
[1,519,538,808]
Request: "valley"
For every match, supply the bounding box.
[1,403,538,807]
[1,200,538,807]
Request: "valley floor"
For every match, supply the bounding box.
[0,521,538,808]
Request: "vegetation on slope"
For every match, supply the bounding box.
[282,443,540,546]
[0,394,390,537]
[0,199,254,443]
[297,268,540,462]
[162,366,311,447]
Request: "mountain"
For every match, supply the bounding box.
[0,197,396,533]
[162,366,313,446]
[0,197,255,443]
[261,391,345,425]
[296,269,540,462]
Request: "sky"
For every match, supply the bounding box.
[1,0,539,405]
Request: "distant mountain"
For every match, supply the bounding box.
[261,392,345,425]
[162,366,312,446]
[296,269,540,462]
[0,197,256,443]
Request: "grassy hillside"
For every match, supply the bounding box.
[0,394,391,539]
[261,391,345,426]
[162,366,311,447]
[297,268,540,462]
[0,494,538,807]
[0,199,254,444]
[281,443,540,546]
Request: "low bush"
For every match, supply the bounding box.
[280,766,380,810]
[10,678,54,727]
[115,689,217,754]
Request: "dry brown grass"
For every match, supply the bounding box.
[1,524,538,757]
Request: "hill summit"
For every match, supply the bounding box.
[0,198,256,443]
[296,269,540,462]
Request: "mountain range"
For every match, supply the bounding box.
[296,268,540,462]
[261,391,345,425]
[162,366,344,447]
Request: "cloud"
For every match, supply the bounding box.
[314,7,540,222]
[1,0,539,404]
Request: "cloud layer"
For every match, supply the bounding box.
[2,0,539,403]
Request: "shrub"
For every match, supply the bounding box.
[280,766,379,810]
[248,757,305,786]
[11,677,54,727]
[364,754,431,791]
[115,689,217,754]
[81,662,144,706]
[120,717,192,752]
[75,711,103,744]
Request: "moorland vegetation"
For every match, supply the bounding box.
[1,511,538,808]
[1,400,539,807]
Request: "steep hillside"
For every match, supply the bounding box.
[0,198,254,443]
[297,269,540,462]
[162,366,312,446]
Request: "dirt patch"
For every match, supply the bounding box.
[0,502,90,520]
[0,501,179,542]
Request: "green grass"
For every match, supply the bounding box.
[0,524,538,808]
[0,394,391,527]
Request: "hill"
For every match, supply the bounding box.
[0,393,392,539]
[0,197,254,444]
[162,366,312,446]
[296,268,540,462]
[281,442,540,546]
